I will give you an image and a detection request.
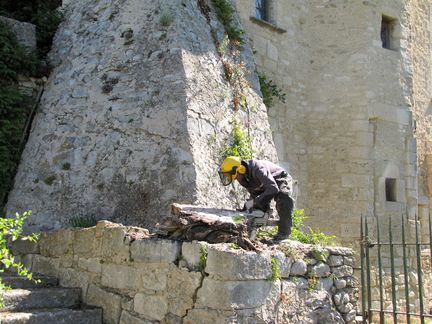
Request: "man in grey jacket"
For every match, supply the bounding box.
[218,156,295,241]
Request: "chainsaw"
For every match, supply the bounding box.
[242,209,278,240]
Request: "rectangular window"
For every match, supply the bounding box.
[255,0,269,21]
[381,15,397,50]
[385,178,397,202]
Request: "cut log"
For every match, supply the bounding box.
[157,204,258,251]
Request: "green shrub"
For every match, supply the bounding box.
[256,208,337,246]
[0,211,39,307]
[258,73,286,108]
[269,256,281,281]
[290,209,337,246]
[223,118,254,159]
[69,216,97,228]
[211,0,244,42]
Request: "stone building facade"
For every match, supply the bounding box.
[235,0,432,247]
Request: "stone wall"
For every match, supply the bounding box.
[12,221,359,323]
[235,0,418,248]
[407,0,432,242]
[6,0,277,231]
[0,16,37,51]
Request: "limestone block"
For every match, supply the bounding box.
[120,311,153,324]
[9,238,39,255]
[183,308,233,324]
[101,263,141,291]
[14,254,34,271]
[134,293,168,321]
[130,239,180,263]
[59,267,99,298]
[290,260,307,276]
[267,41,278,61]
[334,278,347,289]
[32,255,59,277]
[196,278,275,309]
[317,277,333,291]
[87,284,122,324]
[167,266,203,317]
[73,227,102,257]
[309,262,330,278]
[181,241,207,270]
[332,265,354,278]
[39,230,73,257]
[205,247,272,280]
[273,251,292,278]
[101,226,130,264]
[343,256,355,267]
[0,16,36,50]
[77,257,102,273]
[139,263,168,292]
[328,255,344,267]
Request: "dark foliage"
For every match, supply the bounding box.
[0,21,37,208]
[0,0,63,58]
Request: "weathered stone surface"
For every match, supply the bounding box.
[6,0,277,231]
[332,265,354,277]
[309,262,331,278]
[166,266,203,317]
[291,259,308,276]
[86,284,122,324]
[0,16,36,50]
[59,267,99,298]
[328,255,344,267]
[205,246,272,280]
[16,221,359,323]
[39,230,73,257]
[134,293,168,321]
[73,227,102,257]
[119,310,153,324]
[197,278,275,309]
[31,255,60,277]
[9,238,39,255]
[181,241,207,270]
[101,263,141,291]
[101,226,130,263]
[131,239,180,263]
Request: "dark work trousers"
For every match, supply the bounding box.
[275,178,294,236]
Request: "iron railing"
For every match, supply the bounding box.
[360,213,432,323]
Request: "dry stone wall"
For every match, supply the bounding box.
[12,221,359,323]
[6,0,277,231]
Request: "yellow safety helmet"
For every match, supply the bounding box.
[218,156,246,186]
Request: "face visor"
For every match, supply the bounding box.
[218,168,237,186]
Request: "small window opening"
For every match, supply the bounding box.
[385,178,397,202]
[381,15,397,50]
[255,0,269,21]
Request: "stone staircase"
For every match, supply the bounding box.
[0,272,102,323]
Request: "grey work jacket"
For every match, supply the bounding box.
[237,159,292,211]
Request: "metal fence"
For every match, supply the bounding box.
[360,213,432,323]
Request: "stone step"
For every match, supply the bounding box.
[1,288,81,312]
[0,307,102,324]
[0,272,58,289]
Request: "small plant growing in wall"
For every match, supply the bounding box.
[269,256,281,281]
[69,215,97,228]
[223,118,254,159]
[199,245,208,272]
[0,211,39,307]
[211,0,244,43]
[258,73,286,108]
[159,10,172,27]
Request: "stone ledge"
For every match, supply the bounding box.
[249,16,287,34]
